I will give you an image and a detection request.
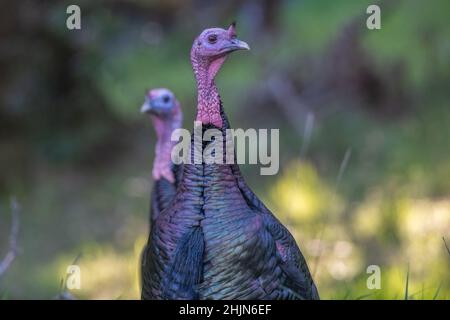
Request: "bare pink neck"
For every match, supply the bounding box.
[151,102,182,183]
[191,54,225,128]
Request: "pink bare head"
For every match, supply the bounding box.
[191,23,250,79]
[191,23,249,58]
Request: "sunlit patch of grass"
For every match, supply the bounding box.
[271,160,450,299]
[398,199,450,275]
[353,193,384,238]
[40,236,147,300]
[318,239,363,283]
[352,191,410,245]
[270,161,341,224]
[323,264,447,300]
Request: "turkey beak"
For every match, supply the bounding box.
[233,39,250,51]
[141,100,153,114]
[222,38,250,53]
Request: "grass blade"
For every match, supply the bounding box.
[355,293,374,300]
[404,263,410,300]
[432,283,442,300]
[421,283,424,300]
[342,288,352,300]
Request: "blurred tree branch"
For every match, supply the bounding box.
[0,197,20,278]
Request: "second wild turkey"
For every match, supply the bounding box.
[141,88,183,223]
[141,24,319,300]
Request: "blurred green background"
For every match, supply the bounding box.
[0,0,449,299]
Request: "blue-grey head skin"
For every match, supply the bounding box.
[141,88,177,117]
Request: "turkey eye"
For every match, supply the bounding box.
[207,34,217,44]
[162,95,170,103]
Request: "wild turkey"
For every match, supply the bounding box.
[141,24,319,300]
[141,88,183,223]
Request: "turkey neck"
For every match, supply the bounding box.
[192,54,226,128]
[151,103,182,180]
[191,54,240,188]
